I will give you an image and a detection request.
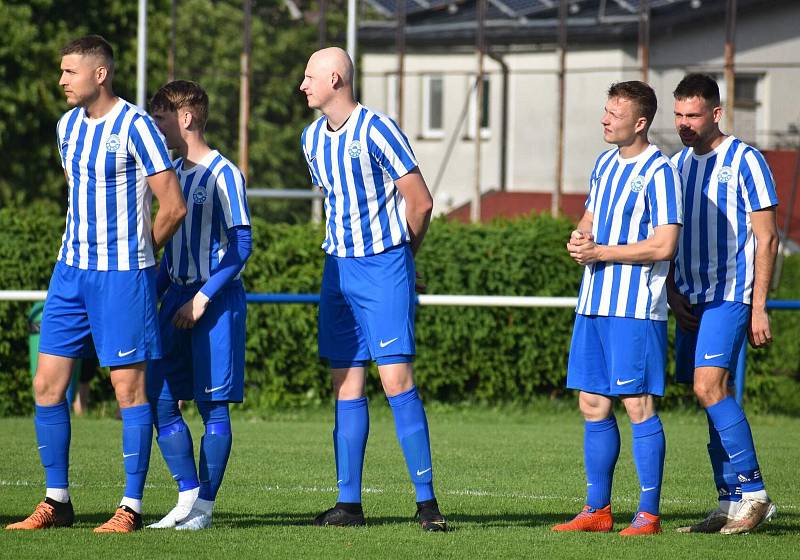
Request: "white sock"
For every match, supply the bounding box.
[742,489,769,502]
[719,499,739,516]
[193,498,214,514]
[178,487,199,507]
[46,488,70,503]
[120,497,142,514]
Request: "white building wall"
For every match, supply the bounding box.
[361,2,800,213]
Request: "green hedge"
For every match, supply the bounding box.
[1,205,799,415]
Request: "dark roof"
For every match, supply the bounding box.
[360,0,781,47]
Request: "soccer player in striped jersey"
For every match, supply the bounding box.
[299,47,446,531]
[668,74,778,534]
[6,36,186,533]
[553,81,682,536]
[146,81,252,531]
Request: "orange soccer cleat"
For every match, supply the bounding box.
[94,506,143,533]
[552,505,614,532]
[619,511,662,536]
[5,499,74,530]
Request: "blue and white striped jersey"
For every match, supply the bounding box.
[163,150,250,285]
[671,136,778,305]
[301,104,418,257]
[56,98,173,271]
[576,144,683,321]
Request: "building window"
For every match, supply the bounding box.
[421,74,444,139]
[466,75,491,139]
[386,73,398,121]
[734,75,759,110]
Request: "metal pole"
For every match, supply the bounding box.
[168,0,176,82]
[472,0,486,223]
[318,0,327,48]
[724,0,737,133]
[312,0,328,224]
[396,0,406,128]
[638,0,650,83]
[347,0,357,95]
[136,0,147,108]
[553,0,567,218]
[238,0,252,182]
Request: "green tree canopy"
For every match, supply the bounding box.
[0,0,343,220]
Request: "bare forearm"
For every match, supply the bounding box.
[751,234,778,310]
[152,204,186,251]
[407,205,432,256]
[576,217,593,235]
[597,237,676,264]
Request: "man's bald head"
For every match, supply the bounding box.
[300,47,355,112]
[309,47,353,88]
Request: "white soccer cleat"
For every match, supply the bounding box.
[720,497,776,535]
[174,508,212,531]
[147,502,195,529]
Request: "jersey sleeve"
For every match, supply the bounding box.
[367,116,418,181]
[647,163,683,227]
[214,162,251,229]
[740,148,779,212]
[128,114,173,176]
[585,152,607,212]
[300,127,323,188]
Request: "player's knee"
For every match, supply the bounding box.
[32,373,63,403]
[693,378,721,407]
[114,384,145,408]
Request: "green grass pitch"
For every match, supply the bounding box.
[1,406,798,559]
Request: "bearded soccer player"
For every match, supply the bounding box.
[299,47,446,531]
[553,81,682,536]
[146,80,252,531]
[6,35,186,533]
[668,74,778,535]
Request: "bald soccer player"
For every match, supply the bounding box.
[299,48,446,531]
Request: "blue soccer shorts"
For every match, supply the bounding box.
[567,314,667,397]
[146,280,246,403]
[39,261,161,367]
[318,243,416,367]
[675,300,750,384]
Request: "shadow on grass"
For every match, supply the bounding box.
[2,510,794,535]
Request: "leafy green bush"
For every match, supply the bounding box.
[2,205,799,415]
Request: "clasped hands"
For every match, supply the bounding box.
[566,230,601,266]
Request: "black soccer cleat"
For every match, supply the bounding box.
[416,499,448,532]
[313,503,366,527]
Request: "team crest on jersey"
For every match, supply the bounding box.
[717,166,733,183]
[105,134,121,152]
[630,175,646,193]
[348,140,362,159]
[192,185,208,204]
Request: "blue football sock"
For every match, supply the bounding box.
[120,404,153,500]
[197,402,232,502]
[631,415,666,515]
[584,416,620,509]
[387,387,435,503]
[706,397,764,492]
[35,401,71,490]
[334,397,369,504]
[706,413,741,503]
[153,399,199,492]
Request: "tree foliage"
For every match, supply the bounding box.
[0,0,343,218]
